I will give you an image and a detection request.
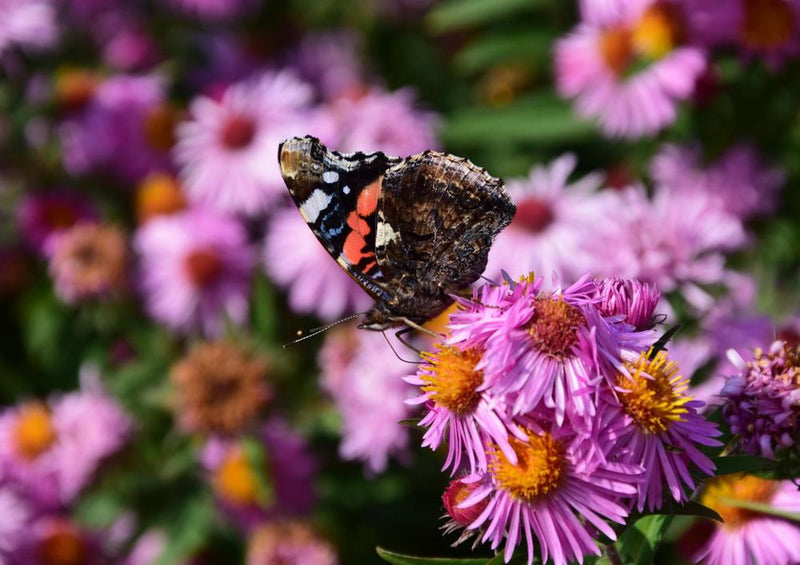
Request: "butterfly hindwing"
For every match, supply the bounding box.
[278,136,400,302]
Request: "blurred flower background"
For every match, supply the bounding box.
[2,0,800,564]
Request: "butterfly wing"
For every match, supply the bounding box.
[279,136,401,302]
[375,151,515,294]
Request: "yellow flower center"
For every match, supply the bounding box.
[136,173,186,223]
[212,446,260,506]
[741,0,795,50]
[633,3,685,59]
[421,346,484,416]
[701,475,780,529]
[616,350,690,434]
[527,297,585,358]
[600,27,636,75]
[13,403,57,460]
[143,104,179,152]
[491,431,567,502]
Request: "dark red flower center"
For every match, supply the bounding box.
[38,525,88,565]
[527,297,585,358]
[220,114,256,150]
[43,205,77,230]
[513,198,554,234]
[185,247,223,288]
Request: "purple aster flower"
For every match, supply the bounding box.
[693,475,800,565]
[404,343,525,475]
[595,186,747,312]
[555,0,706,138]
[721,340,800,458]
[16,191,97,256]
[201,419,317,530]
[0,369,131,508]
[441,476,490,548]
[651,143,784,220]
[168,0,260,21]
[454,412,641,565]
[314,87,438,156]
[0,0,58,55]
[263,206,372,322]
[482,155,617,286]
[59,74,175,185]
[16,516,104,565]
[246,521,337,565]
[318,326,415,474]
[288,30,366,101]
[607,348,721,512]
[175,70,314,216]
[0,481,35,564]
[594,278,661,332]
[134,208,253,336]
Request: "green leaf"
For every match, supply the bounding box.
[252,272,278,342]
[154,494,216,565]
[442,94,596,147]
[242,436,275,507]
[454,30,555,74]
[376,547,492,565]
[427,0,547,32]
[617,514,672,565]
[712,455,775,476]
[716,498,800,523]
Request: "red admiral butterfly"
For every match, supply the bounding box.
[278,136,515,331]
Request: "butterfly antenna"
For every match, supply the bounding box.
[283,312,365,348]
[381,330,422,364]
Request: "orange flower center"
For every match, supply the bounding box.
[38,523,87,565]
[600,27,635,75]
[55,68,99,113]
[513,198,555,234]
[143,104,179,152]
[13,403,57,460]
[421,345,484,416]
[616,349,690,434]
[741,0,795,50]
[220,114,256,150]
[184,247,223,288]
[633,3,685,59]
[701,475,780,529]
[491,431,567,502]
[136,173,186,223]
[212,447,261,506]
[527,297,585,358]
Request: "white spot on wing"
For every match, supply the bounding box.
[323,171,339,183]
[300,189,332,224]
[342,185,351,195]
[375,221,399,247]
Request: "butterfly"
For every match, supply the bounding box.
[278,136,515,332]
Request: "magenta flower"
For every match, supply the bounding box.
[721,340,800,458]
[59,74,174,184]
[555,0,706,138]
[455,414,641,565]
[694,476,800,565]
[0,370,131,508]
[168,0,260,20]
[404,343,525,475]
[175,70,314,216]
[314,87,438,156]
[134,208,253,336]
[263,206,373,322]
[651,143,784,220]
[607,349,721,511]
[594,278,661,332]
[483,155,617,285]
[0,0,58,55]
[318,326,414,474]
[16,191,97,256]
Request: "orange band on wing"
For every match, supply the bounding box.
[357,177,382,217]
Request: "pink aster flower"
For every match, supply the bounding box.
[17,516,104,565]
[247,521,337,565]
[263,206,372,322]
[16,191,97,256]
[694,475,800,565]
[168,0,260,20]
[0,481,35,563]
[651,143,784,220]
[59,74,174,185]
[595,186,747,312]
[0,370,131,508]
[201,419,317,530]
[455,413,641,565]
[721,340,800,458]
[134,208,253,336]
[606,349,721,512]
[318,325,415,474]
[404,343,525,475]
[594,278,661,332]
[313,87,439,156]
[483,154,617,285]
[175,70,314,216]
[288,30,366,101]
[555,0,706,138]
[0,0,58,55]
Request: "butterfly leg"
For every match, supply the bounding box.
[382,330,422,363]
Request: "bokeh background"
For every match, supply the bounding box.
[1,0,800,564]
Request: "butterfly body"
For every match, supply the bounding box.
[279,136,515,330]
